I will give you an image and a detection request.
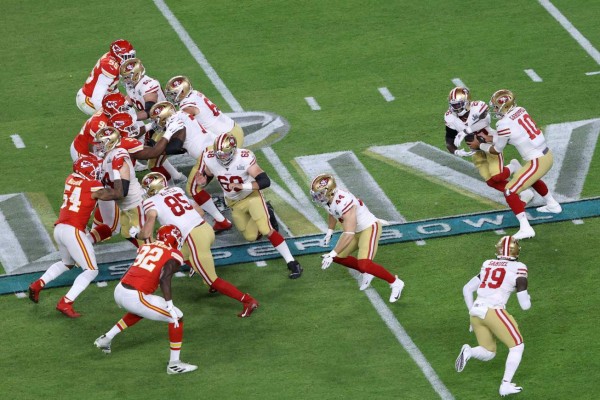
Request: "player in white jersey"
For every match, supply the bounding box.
[445,87,534,203]
[149,101,233,232]
[455,236,531,397]
[132,172,259,318]
[467,90,561,240]
[164,75,245,147]
[197,133,303,279]
[310,174,405,302]
[94,127,147,247]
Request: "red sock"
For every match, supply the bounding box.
[169,320,184,347]
[151,166,171,181]
[358,259,395,284]
[268,231,285,247]
[486,178,507,192]
[333,256,360,271]
[211,277,245,302]
[121,312,143,329]
[491,167,511,182]
[90,224,112,243]
[505,191,525,214]
[126,237,140,248]
[192,190,211,206]
[532,179,549,196]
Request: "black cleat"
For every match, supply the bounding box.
[266,201,280,232]
[287,260,303,279]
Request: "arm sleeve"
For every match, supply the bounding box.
[516,290,531,310]
[90,73,113,110]
[493,134,509,153]
[120,179,130,197]
[165,138,186,155]
[254,172,270,190]
[144,101,156,117]
[463,275,481,310]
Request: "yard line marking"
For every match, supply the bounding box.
[451,78,466,87]
[572,219,584,225]
[585,71,600,76]
[255,260,267,267]
[174,272,186,278]
[152,0,243,112]
[495,229,506,235]
[350,269,455,400]
[304,96,321,111]
[416,240,426,246]
[11,134,25,149]
[524,69,543,82]
[96,281,107,288]
[15,292,27,299]
[378,87,395,102]
[538,0,600,65]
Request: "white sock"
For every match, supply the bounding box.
[503,343,524,382]
[39,262,70,286]
[275,242,294,263]
[106,325,122,340]
[515,212,531,229]
[170,349,181,363]
[543,193,558,205]
[163,159,183,180]
[64,269,98,302]
[201,199,226,222]
[470,346,496,361]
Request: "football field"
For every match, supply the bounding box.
[1,1,599,399]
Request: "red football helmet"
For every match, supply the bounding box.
[73,155,101,181]
[109,39,136,63]
[102,93,132,118]
[109,112,139,138]
[156,224,183,250]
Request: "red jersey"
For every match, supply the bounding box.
[121,242,184,294]
[55,173,104,231]
[119,137,144,165]
[73,110,109,155]
[81,52,120,97]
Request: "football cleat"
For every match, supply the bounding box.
[287,260,303,279]
[238,295,259,318]
[359,273,375,291]
[213,219,233,232]
[536,202,562,214]
[389,276,405,303]
[171,173,188,188]
[266,201,280,232]
[519,189,534,205]
[455,344,471,372]
[94,334,112,354]
[56,297,82,318]
[499,381,523,396]
[512,226,535,240]
[167,360,198,375]
[28,280,43,303]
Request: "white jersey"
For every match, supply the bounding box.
[165,111,217,160]
[473,259,528,309]
[201,148,257,202]
[444,101,493,135]
[101,148,144,211]
[124,75,166,117]
[180,90,235,134]
[494,106,548,161]
[324,189,377,233]
[142,186,203,239]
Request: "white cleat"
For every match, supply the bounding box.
[513,226,535,240]
[94,334,112,354]
[134,162,148,172]
[167,360,198,375]
[455,344,471,372]
[508,159,522,174]
[499,381,523,396]
[171,174,188,188]
[519,189,534,205]
[536,202,562,214]
[359,273,375,291]
[389,276,405,303]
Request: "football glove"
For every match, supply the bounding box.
[454,149,475,157]
[453,131,466,148]
[165,300,179,328]
[129,225,140,239]
[162,117,184,141]
[321,229,334,246]
[321,250,337,270]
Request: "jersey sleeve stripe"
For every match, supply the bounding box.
[341,203,353,214]
[128,144,145,153]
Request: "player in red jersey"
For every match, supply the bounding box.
[76,39,135,115]
[94,225,198,375]
[28,156,122,318]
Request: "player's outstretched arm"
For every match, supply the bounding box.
[159,259,181,302]
[136,210,157,241]
[462,275,481,310]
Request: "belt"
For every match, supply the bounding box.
[542,147,549,155]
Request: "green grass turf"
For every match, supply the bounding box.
[1,0,599,399]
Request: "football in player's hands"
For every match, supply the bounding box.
[465,134,486,144]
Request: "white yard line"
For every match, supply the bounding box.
[11,134,25,149]
[571,219,584,225]
[538,0,600,65]
[524,69,543,82]
[378,87,395,102]
[154,7,454,397]
[585,71,600,76]
[304,96,322,110]
[451,78,466,88]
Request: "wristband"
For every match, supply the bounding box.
[326,228,334,236]
[113,170,121,180]
[479,143,492,153]
[165,300,174,310]
[329,250,338,257]
[242,182,253,190]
